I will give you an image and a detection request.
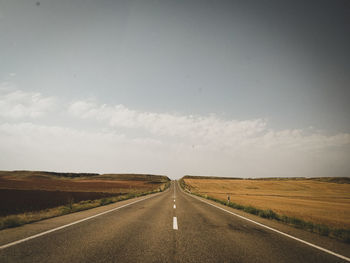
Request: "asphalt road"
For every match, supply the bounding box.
[1,181,349,263]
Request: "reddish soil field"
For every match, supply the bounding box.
[0,171,169,217]
[0,176,157,193]
[0,189,116,216]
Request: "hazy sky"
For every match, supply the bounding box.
[1,0,349,178]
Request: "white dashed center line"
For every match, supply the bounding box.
[173,217,178,230]
[173,204,176,209]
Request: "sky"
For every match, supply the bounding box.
[0,0,349,179]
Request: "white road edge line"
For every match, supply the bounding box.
[173,217,178,230]
[0,193,159,250]
[174,204,176,209]
[189,194,350,262]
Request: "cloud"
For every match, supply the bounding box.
[0,87,56,119]
[65,99,350,177]
[0,122,174,174]
[68,100,267,143]
[0,92,349,178]
[68,100,350,151]
[0,119,349,178]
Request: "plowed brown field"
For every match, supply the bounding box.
[0,171,169,216]
[0,176,156,193]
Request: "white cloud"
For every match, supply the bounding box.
[0,93,349,178]
[0,88,56,119]
[68,100,350,151]
[0,120,349,178]
[66,99,350,177]
[0,122,176,174]
[68,101,267,144]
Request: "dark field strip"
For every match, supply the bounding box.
[0,189,117,216]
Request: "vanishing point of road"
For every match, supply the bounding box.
[1,181,349,263]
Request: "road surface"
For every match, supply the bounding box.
[1,181,349,263]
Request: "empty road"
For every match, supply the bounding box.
[1,181,349,263]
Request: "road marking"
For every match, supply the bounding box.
[174,199,175,202]
[0,193,160,250]
[189,194,350,262]
[173,217,178,230]
[174,204,176,209]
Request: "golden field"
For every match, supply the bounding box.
[183,178,350,229]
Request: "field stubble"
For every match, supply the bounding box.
[183,178,350,242]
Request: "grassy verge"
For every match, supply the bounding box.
[178,178,350,243]
[0,182,170,231]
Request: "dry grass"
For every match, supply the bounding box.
[184,178,350,229]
